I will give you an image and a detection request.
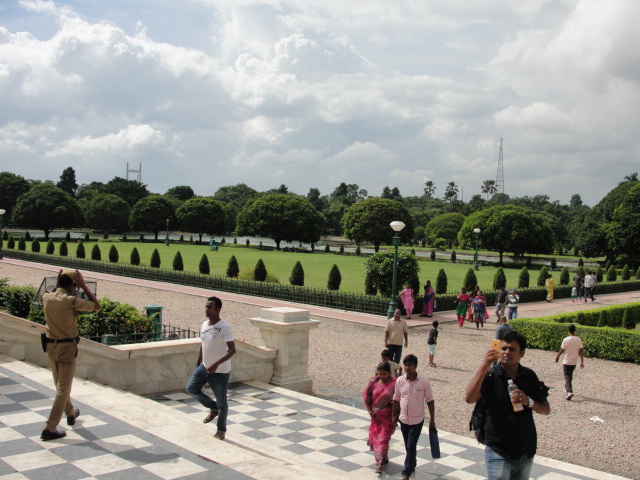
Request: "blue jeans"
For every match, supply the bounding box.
[400,420,424,476]
[186,364,230,433]
[387,344,403,364]
[485,447,533,480]
[508,308,518,320]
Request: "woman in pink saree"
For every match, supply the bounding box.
[363,362,397,473]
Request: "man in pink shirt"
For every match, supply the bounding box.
[555,324,584,400]
[392,354,436,480]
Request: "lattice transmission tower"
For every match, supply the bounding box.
[495,138,504,194]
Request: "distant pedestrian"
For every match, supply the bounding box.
[472,290,487,329]
[555,324,584,400]
[507,289,519,320]
[573,272,584,301]
[494,316,513,340]
[427,321,439,367]
[421,280,435,317]
[385,309,408,364]
[545,274,554,303]
[571,286,577,302]
[495,286,507,322]
[584,271,596,302]
[455,288,471,328]
[398,284,415,319]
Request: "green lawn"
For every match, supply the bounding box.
[64,241,556,294]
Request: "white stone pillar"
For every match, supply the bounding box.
[248,307,319,394]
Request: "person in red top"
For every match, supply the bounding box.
[392,354,436,480]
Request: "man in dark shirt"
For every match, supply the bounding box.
[465,332,550,480]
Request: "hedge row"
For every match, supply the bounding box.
[510,305,640,364]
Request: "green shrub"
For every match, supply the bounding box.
[355,246,361,256]
[245,238,250,247]
[199,254,210,275]
[172,251,184,271]
[2,230,8,241]
[463,268,477,292]
[84,232,90,241]
[226,255,239,278]
[550,258,557,270]
[59,241,68,257]
[7,237,15,249]
[578,257,584,267]
[365,250,419,297]
[451,251,456,263]
[605,259,611,271]
[436,268,448,294]
[597,310,607,327]
[560,267,570,285]
[233,238,237,244]
[622,309,634,329]
[76,242,85,258]
[122,234,128,241]
[525,256,532,268]
[325,244,330,253]
[518,267,530,288]
[622,264,630,280]
[25,231,31,241]
[179,235,184,243]
[430,249,436,261]
[327,264,341,290]
[65,231,71,242]
[139,234,144,242]
[103,232,109,239]
[150,249,161,268]
[254,259,267,281]
[221,237,226,244]
[130,247,140,265]
[46,240,55,255]
[18,238,26,251]
[432,238,447,249]
[636,266,640,280]
[78,297,153,339]
[3,285,36,318]
[339,245,344,255]
[537,266,549,287]
[606,265,617,282]
[108,245,119,263]
[364,271,377,295]
[91,244,101,261]
[290,261,304,286]
[31,239,40,253]
[493,267,506,291]
[577,265,585,277]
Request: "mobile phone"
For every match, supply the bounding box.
[491,339,501,351]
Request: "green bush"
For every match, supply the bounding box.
[139,234,144,242]
[364,271,377,295]
[622,309,634,329]
[290,261,304,286]
[2,230,8,241]
[31,239,40,253]
[451,251,456,263]
[150,249,161,268]
[245,238,250,247]
[172,251,184,271]
[103,232,109,240]
[65,231,71,242]
[328,264,341,291]
[179,235,184,243]
[18,238,26,251]
[108,245,119,263]
[430,249,436,261]
[2,285,36,318]
[577,265,585,277]
[355,246,361,256]
[525,256,532,268]
[122,234,128,241]
[130,247,140,265]
[233,238,237,244]
[606,265,617,282]
[597,310,607,327]
[550,258,557,270]
[365,250,419,297]
[436,268,447,294]
[76,242,85,258]
[518,267,530,288]
[578,257,584,267]
[325,244,330,253]
[77,297,153,340]
[636,266,640,280]
[226,255,239,278]
[254,259,267,281]
[46,239,55,255]
[59,241,68,257]
[339,245,344,255]
[84,232,90,241]
[605,260,611,271]
[463,268,477,292]
[432,238,447,249]
[25,231,31,241]
[91,244,101,261]
[493,267,506,290]
[537,266,549,287]
[199,254,210,275]
[7,237,15,249]
[622,264,630,281]
[560,267,570,285]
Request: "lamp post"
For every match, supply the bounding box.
[473,227,481,271]
[164,218,170,246]
[0,209,5,260]
[387,220,406,319]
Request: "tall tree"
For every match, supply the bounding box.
[83,193,130,232]
[425,213,465,247]
[341,197,414,252]
[443,181,459,204]
[0,171,30,220]
[128,195,175,240]
[165,185,195,202]
[57,166,78,198]
[481,179,497,200]
[236,194,323,249]
[176,197,227,242]
[12,184,80,239]
[423,180,436,198]
[306,187,327,212]
[103,177,149,207]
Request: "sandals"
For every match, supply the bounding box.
[203,409,218,424]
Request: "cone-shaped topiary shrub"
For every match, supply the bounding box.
[76,242,85,258]
[108,245,119,263]
[59,241,68,257]
[172,251,184,271]
[436,268,448,294]
[290,261,304,286]
[150,248,161,268]
[518,267,530,288]
[91,244,101,261]
[130,247,140,265]
[199,254,210,274]
[327,264,341,290]
[254,259,267,281]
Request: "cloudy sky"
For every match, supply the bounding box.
[1,0,638,206]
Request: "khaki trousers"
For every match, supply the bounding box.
[45,341,77,431]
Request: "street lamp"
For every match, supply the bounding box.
[387,220,406,319]
[0,209,5,260]
[165,218,170,246]
[473,227,481,271]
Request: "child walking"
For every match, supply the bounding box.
[427,321,439,367]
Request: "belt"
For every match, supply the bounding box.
[45,336,80,344]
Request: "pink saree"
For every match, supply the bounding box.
[363,376,396,465]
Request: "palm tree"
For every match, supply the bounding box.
[481,179,497,199]
[624,172,638,182]
[423,180,436,198]
[443,181,459,204]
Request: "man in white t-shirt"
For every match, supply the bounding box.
[555,324,584,400]
[584,271,596,302]
[186,296,236,440]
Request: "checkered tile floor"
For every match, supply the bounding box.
[0,368,251,480]
[147,383,625,480]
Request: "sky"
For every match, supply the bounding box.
[1,0,638,207]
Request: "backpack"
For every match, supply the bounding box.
[469,368,494,444]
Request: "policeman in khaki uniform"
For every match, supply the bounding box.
[40,269,100,441]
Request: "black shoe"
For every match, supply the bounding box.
[41,429,66,441]
[67,408,80,426]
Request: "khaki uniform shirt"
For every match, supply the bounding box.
[385,319,408,345]
[42,289,100,339]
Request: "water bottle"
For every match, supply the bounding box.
[508,379,524,412]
